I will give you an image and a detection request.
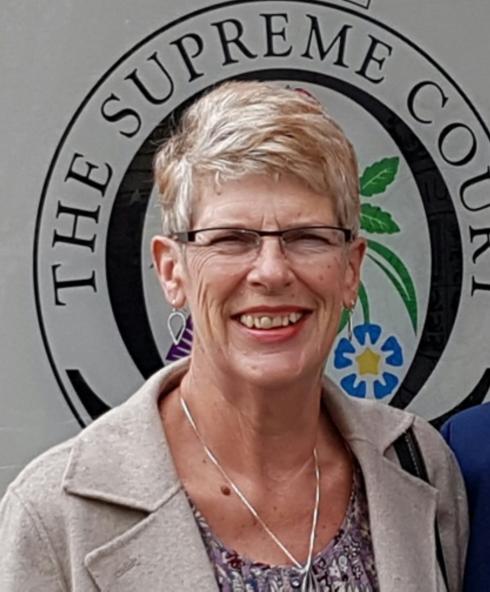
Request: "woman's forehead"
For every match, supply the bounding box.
[192,174,336,227]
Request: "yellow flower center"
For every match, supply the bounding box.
[356,347,382,376]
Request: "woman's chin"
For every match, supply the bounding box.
[228,351,317,389]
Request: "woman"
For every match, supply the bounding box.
[0,81,467,591]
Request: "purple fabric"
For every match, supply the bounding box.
[166,316,193,362]
[190,465,379,591]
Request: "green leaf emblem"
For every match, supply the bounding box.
[367,239,418,333]
[352,155,418,334]
[360,157,399,197]
[360,203,400,234]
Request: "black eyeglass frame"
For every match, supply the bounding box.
[171,225,353,244]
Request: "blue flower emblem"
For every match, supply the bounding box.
[334,323,403,399]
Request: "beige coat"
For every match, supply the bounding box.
[0,359,468,591]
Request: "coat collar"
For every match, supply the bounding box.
[64,357,416,510]
[63,358,440,591]
[321,375,440,590]
[321,372,415,451]
[63,359,189,512]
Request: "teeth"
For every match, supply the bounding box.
[271,316,283,327]
[242,315,254,328]
[239,312,304,329]
[259,316,272,329]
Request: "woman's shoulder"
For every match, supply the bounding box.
[4,392,132,502]
[4,437,75,510]
[2,369,170,511]
[2,365,187,538]
[0,435,77,576]
[0,377,175,592]
[324,375,449,454]
[366,400,455,469]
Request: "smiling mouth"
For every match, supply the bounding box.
[237,311,306,330]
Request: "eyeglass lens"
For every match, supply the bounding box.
[192,227,348,258]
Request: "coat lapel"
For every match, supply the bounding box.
[64,359,218,591]
[322,378,441,591]
[349,439,439,592]
[84,489,218,591]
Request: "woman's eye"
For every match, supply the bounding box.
[208,232,256,247]
[288,232,332,246]
[212,233,248,244]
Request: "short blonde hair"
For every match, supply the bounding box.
[154,80,360,236]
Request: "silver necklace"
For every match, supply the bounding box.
[180,397,321,592]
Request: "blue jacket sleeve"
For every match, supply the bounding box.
[441,405,490,592]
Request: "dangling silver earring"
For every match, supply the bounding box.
[347,301,356,342]
[347,309,353,342]
[167,307,187,346]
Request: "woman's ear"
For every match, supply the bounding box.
[342,237,367,308]
[151,235,187,308]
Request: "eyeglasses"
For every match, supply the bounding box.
[171,226,353,261]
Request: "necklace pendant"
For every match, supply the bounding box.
[301,568,321,592]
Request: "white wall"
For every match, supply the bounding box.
[1,0,489,495]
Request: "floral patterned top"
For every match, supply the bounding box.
[190,464,379,592]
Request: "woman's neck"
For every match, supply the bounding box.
[176,355,333,482]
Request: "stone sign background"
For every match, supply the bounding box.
[1,0,489,495]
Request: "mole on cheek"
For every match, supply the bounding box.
[220,485,231,496]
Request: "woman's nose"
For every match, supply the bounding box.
[246,237,294,290]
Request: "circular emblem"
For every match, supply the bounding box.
[34,0,490,426]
